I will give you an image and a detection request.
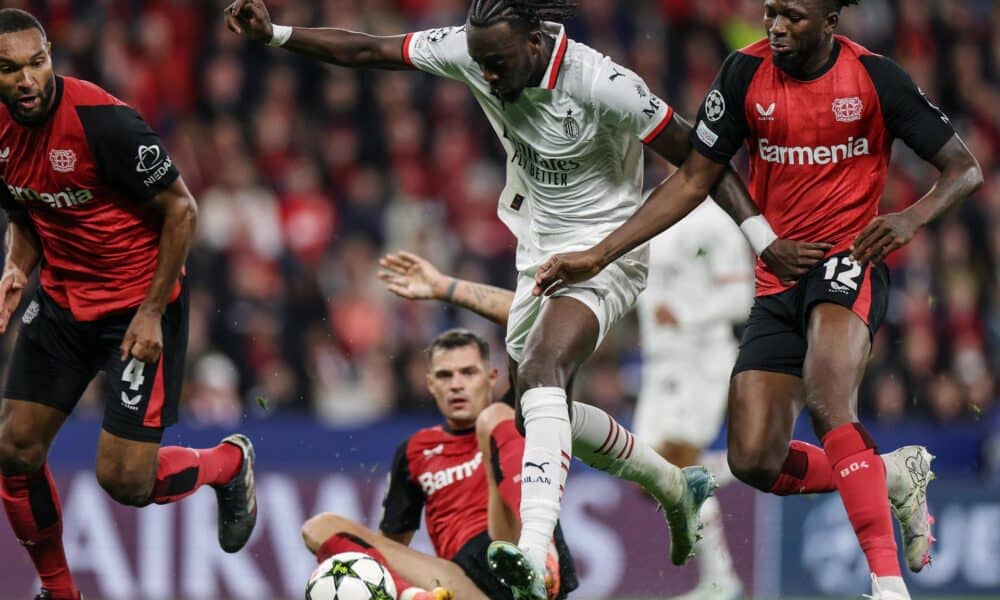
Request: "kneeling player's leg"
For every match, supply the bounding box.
[475,404,520,543]
[302,513,488,599]
[803,303,901,581]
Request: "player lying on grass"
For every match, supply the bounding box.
[301,329,577,600]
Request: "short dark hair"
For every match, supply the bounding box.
[0,9,46,39]
[468,0,579,31]
[427,329,491,362]
[824,0,861,12]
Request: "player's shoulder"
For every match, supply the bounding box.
[61,76,126,108]
[570,42,646,105]
[737,38,772,59]
[835,35,877,60]
[838,37,905,83]
[408,425,449,449]
[408,25,470,59]
[714,40,768,87]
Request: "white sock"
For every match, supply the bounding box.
[695,496,739,588]
[700,450,736,488]
[517,387,572,573]
[570,402,685,505]
[875,575,910,599]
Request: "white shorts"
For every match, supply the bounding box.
[505,256,646,364]
[633,348,736,448]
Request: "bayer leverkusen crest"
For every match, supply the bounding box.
[832,97,863,123]
[48,149,77,173]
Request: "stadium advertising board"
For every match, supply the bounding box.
[0,471,756,599]
[772,481,1000,597]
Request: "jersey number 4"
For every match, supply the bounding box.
[823,256,862,291]
[122,358,147,392]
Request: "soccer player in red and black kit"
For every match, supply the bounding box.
[0,10,258,600]
[533,1,984,598]
[301,329,576,600]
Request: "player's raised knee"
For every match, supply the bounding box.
[727,447,783,492]
[95,461,154,507]
[0,433,46,475]
[515,356,567,389]
[302,512,351,553]
[475,402,514,442]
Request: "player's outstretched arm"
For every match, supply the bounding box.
[647,115,832,285]
[225,0,411,70]
[378,251,514,326]
[852,135,983,265]
[533,151,724,295]
[0,211,41,334]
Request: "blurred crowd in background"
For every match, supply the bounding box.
[2,1,998,443]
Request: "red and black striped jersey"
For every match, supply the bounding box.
[690,36,955,296]
[0,76,181,320]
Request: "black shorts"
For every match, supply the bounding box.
[451,526,578,600]
[4,286,189,443]
[733,251,889,378]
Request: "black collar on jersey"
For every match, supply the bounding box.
[778,40,842,82]
[443,423,476,435]
[11,75,64,127]
[536,22,568,90]
[51,76,64,115]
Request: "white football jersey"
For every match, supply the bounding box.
[637,199,754,360]
[405,23,674,271]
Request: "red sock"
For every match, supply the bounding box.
[150,443,243,504]
[1,464,79,600]
[491,419,525,514]
[823,423,900,577]
[316,532,415,593]
[770,441,836,495]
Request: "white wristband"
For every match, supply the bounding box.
[268,24,293,47]
[739,215,778,256]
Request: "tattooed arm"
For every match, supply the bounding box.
[378,252,513,326]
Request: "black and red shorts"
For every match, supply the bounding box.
[4,286,188,443]
[733,251,889,378]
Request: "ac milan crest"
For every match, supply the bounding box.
[563,111,580,140]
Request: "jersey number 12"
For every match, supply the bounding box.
[823,256,862,291]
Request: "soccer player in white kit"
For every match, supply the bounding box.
[636,199,752,599]
[377,199,752,599]
[226,2,829,597]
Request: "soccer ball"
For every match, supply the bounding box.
[306,551,398,600]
